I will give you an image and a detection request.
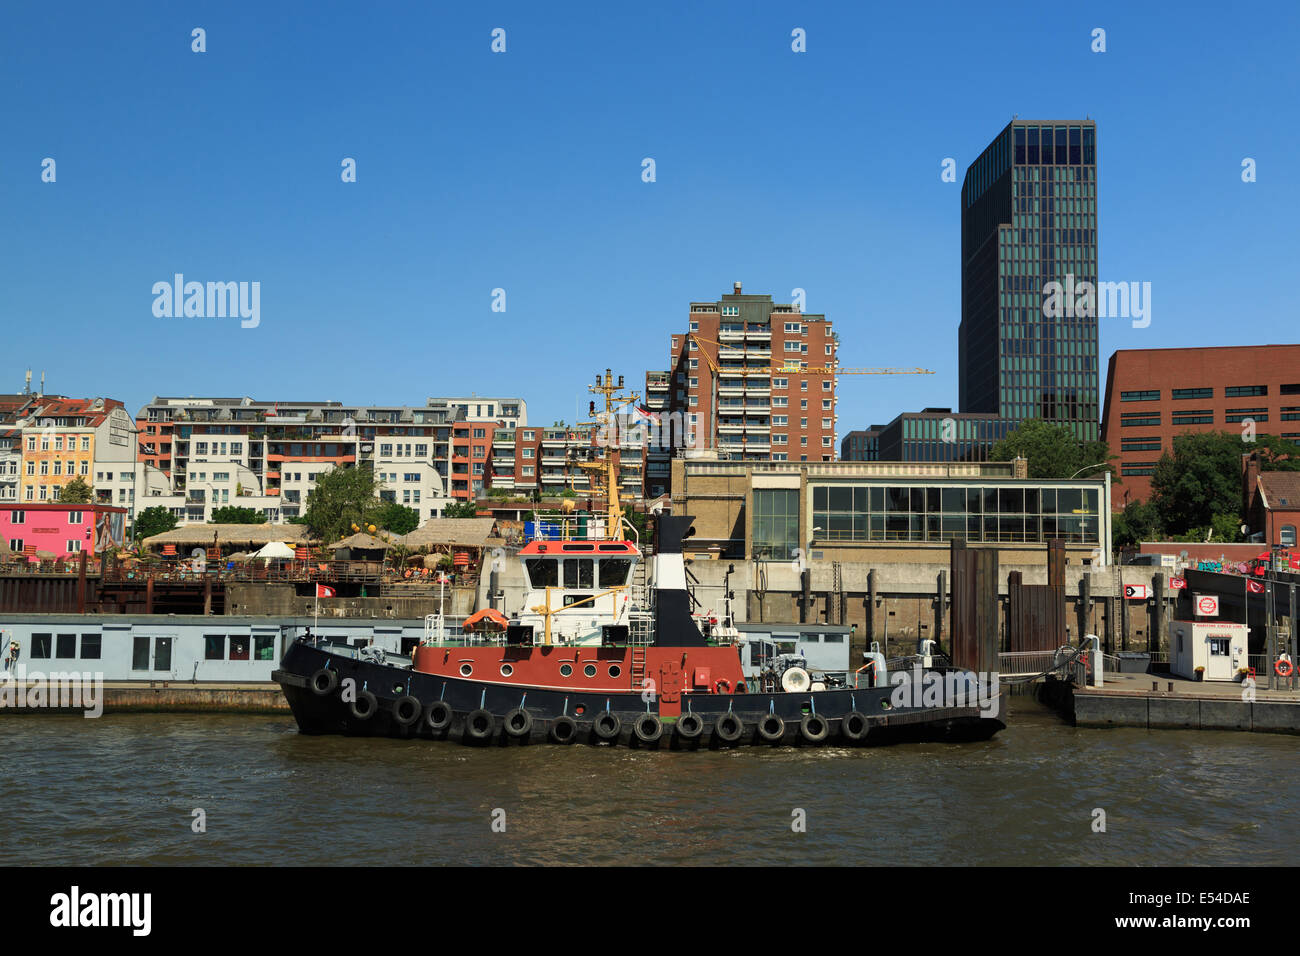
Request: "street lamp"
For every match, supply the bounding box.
[1068,462,1109,480]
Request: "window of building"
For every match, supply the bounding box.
[1120,412,1160,427]
[1120,390,1159,402]
[66,540,82,553]
[1226,408,1268,423]
[1121,438,1161,452]
[1281,525,1297,548]
[1172,410,1214,426]
[1171,387,1212,400]
[1226,385,1267,397]
[753,488,800,561]
[10,510,23,525]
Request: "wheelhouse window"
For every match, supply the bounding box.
[525,558,559,588]
[599,559,632,588]
[563,558,594,589]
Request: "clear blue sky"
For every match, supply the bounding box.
[2,1,1297,432]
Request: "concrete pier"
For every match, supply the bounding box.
[0,681,289,715]
[1072,672,1300,735]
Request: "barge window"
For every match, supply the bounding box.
[255,636,275,660]
[56,634,76,658]
[31,633,51,659]
[563,558,594,589]
[563,593,592,608]
[204,635,225,660]
[823,633,845,643]
[525,558,558,588]
[229,637,250,661]
[154,637,172,671]
[132,637,150,671]
[80,634,101,659]
[599,559,632,588]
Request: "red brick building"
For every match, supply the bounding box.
[1245,455,1300,549]
[1101,345,1300,504]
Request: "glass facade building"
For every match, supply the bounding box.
[959,120,1100,442]
[811,481,1102,545]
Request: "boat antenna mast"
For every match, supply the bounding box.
[578,368,636,542]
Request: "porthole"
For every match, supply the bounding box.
[559,663,573,677]
[583,663,597,678]
[608,665,622,679]
[459,663,473,677]
[500,663,514,677]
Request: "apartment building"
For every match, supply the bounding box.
[133,396,525,525]
[15,397,136,504]
[490,422,645,502]
[645,283,838,495]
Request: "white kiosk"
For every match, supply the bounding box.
[1169,620,1249,682]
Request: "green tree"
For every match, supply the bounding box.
[1149,432,1248,535]
[990,419,1113,480]
[56,477,93,503]
[375,502,420,535]
[302,466,384,541]
[442,502,480,518]
[134,506,177,542]
[210,506,266,524]
[1111,499,1162,550]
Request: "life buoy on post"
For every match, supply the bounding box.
[1275,658,1294,677]
[714,678,730,694]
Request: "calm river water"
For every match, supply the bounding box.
[2,699,1295,866]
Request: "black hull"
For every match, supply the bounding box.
[273,641,1004,748]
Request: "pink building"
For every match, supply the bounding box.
[1,503,127,559]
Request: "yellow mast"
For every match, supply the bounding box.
[577,368,637,542]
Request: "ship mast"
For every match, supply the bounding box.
[578,368,636,542]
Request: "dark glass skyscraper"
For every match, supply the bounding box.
[959,120,1100,441]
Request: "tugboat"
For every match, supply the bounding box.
[273,373,1004,748]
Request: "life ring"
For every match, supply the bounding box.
[1275,659,1294,677]
[714,678,731,694]
[503,707,533,738]
[348,689,378,721]
[757,713,785,743]
[309,667,338,696]
[392,694,422,727]
[713,712,744,744]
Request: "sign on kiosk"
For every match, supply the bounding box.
[1195,594,1220,617]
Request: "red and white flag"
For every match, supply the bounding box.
[1247,580,1265,594]
[316,584,336,598]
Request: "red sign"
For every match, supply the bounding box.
[1196,594,1220,616]
[1169,576,1187,590]
[1247,580,1265,594]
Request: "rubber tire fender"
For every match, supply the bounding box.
[799,713,829,743]
[840,710,870,742]
[309,668,338,697]
[633,713,663,743]
[757,713,786,743]
[713,712,744,744]
[464,708,495,742]
[675,712,704,740]
[503,707,533,739]
[592,710,621,742]
[424,700,453,732]
[349,689,378,721]
[549,715,578,744]
[392,694,422,727]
